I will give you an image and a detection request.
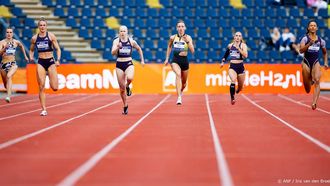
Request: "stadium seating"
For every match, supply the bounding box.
[1,0,329,65]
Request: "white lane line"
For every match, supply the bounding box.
[0,94,69,108]
[0,98,38,108]
[320,95,330,101]
[243,94,330,153]
[57,94,170,186]
[0,98,122,150]
[278,94,330,115]
[0,95,96,121]
[205,94,233,186]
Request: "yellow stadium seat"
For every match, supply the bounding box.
[0,6,13,18]
[146,0,163,8]
[105,17,120,29]
[229,0,246,9]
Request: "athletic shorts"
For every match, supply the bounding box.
[303,58,319,69]
[171,55,189,71]
[229,63,245,75]
[1,61,16,73]
[116,61,133,72]
[38,58,55,71]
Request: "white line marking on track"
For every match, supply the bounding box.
[0,98,38,108]
[0,95,96,121]
[278,94,330,115]
[320,95,330,101]
[205,94,233,186]
[57,94,170,186]
[243,94,330,153]
[0,98,122,150]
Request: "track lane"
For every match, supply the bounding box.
[249,94,330,145]
[279,94,330,112]
[0,95,166,185]
[74,95,221,186]
[0,94,117,144]
[208,94,330,186]
[0,94,79,117]
[0,94,36,106]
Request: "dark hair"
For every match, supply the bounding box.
[306,20,317,35]
[176,20,185,26]
[6,26,14,31]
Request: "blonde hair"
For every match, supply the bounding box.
[38,16,47,26]
[234,31,245,43]
[116,25,134,40]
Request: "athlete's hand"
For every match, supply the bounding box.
[55,60,60,67]
[29,58,35,64]
[141,59,145,67]
[24,56,29,62]
[309,39,316,45]
[182,35,189,43]
[117,42,122,49]
[325,64,329,70]
[220,58,225,68]
[164,59,169,66]
[5,42,10,49]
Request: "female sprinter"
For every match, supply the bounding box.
[299,20,328,110]
[111,25,145,115]
[164,20,194,105]
[30,17,61,116]
[220,31,248,105]
[0,27,29,102]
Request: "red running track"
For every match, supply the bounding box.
[0,93,329,186]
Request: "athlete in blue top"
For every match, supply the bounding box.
[299,20,328,110]
[220,31,248,105]
[30,17,61,116]
[0,27,29,102]
[164,20,194,105]
[111,25,144,115]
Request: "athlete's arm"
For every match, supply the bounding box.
[321,40,328,69]
[164,35,174,65]
[183,35,194,54]
[240,43,248,59]
[50,32,61,66]
[29,35,36,63]
[132,40,144,65]
[17,40,29,61]
[299,37,314,53]
[111,38,120,56]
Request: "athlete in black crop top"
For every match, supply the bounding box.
[220,31,248,105]
[111,25,145,115]
[299,20,328,110]
[29,17,61,116]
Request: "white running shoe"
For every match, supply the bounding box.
[5,97,10,103]
[176,96,182,105]
[40,110,48,116]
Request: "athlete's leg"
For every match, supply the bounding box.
[125,65,134,96]
[181,69,189,93]
[171,63,182,97]
[47,64,59,91]
[5,64,18,102]
[311,62,322,110]
[236,73,245,94]
[1,70,7,89]
[228,68,238,104]
[301,62,312,93]
[171,63,183,104]
[37,64,47,112]
[116,68,128,114]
